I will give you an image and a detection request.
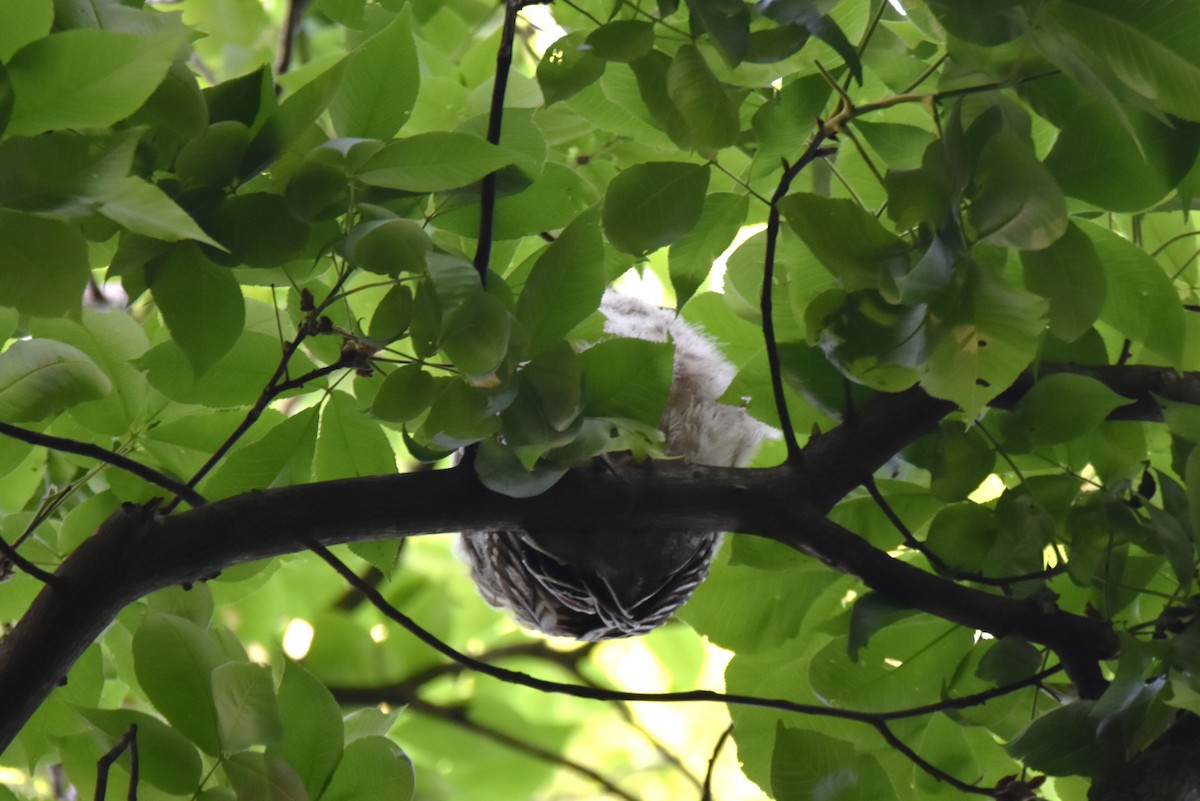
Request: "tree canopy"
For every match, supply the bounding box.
[2,0,1200,799]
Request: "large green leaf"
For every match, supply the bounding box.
[779,193,910,290]
[0,0,51,62]
[1021,222,1106,342]
[666,44,739,152]
[0,210,89,317]
[1003,374,1131,448]
[97,177,220,247]
[669,192,747,306]
[243,58,346,174]
[267,660,343,801]
[132,614,225,757]
[0,339,112,422]
[579,338,673,426]
[516,206,605,355]
[771,725,893,801]
[1046,0,1200,123]
[29,309,152,435]
[1086,221,1186,366]
[329,8,419,139]
[212,662,283,753]
[967,130,1068,251]
[319,735,414,801]
[1022,75,1200,212]
[314,390,397,480]
[921,269,1046,418]
[5,28,186,137]
[683,0,749,66]
[202,408,319,500]
[148,246,245,377]
[601,161,709,255]
[537,32,606,105]
[357,132,514,191]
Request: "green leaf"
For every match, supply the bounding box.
[97,177,221,247]
[0,339,112,422]
[243,59,346,174]
[431,161,597,240]
[347,219,431,276]
[137,331,314,408]
[202,193,310,268]
[1022,74,1200,212]
[175,121,251,190]
[314,390,397,480]
[928,420,995,502]
[499,343,584,446]
[267,660,343,801]
[922,269,1046,419]
[202,408,319,500]
[968,130,1068,251]
[1005,701,1112,777]
[1021,222,1106,342]
[516,206,605,355]
[0,128,137,213]
[418,379,499,449]
[5,28,186,137]
[0,0,52,62]
[212,662,283,752]
[367,285,412,344]
[371,365,434,423]
[537,32,606,105]
[440,292,511,379]
[771,725,893,801]
[0,210,89,317]
[778,193,910,290]
[132,614,224,757]
[683,0,749,66]
[1086,221,1186,366]
[584,21,655,62]
[223,752,309,801]
[580,338,673,426]
[602,161,709,255]
[357,132,515,191]
[1004,374,1130,447]
[29,309,151,434]
[474,437,568,499]
[319,735,414,801]
[1047,0,1200,123]
[148,245,245,377]
[847,593,915,661]
[666,44,740,152]
[330,7,419,139]
[668,193,748,306]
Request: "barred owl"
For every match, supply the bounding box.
[458,291,778,640]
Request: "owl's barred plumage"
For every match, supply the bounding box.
[459,291,778,640]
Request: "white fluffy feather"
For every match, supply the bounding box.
[599,290,779,467]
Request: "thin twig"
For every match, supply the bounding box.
[0,422,206,509]
[307,539,1061,721]
[475,0,542,282]
[871,720,992,795]
[863,477,1064,589]
[408,696,641,801]
[701,724,734,801]
[94,723,138,801]
[0,534,59,586]
[763,135,835,464]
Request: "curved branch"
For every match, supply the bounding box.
[0,422,206,508]
[0,372,1131,747]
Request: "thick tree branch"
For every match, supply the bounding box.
[7,361,1194,748]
